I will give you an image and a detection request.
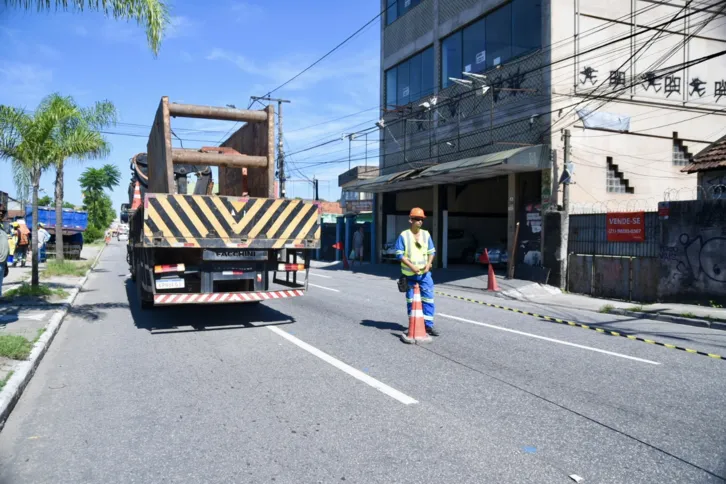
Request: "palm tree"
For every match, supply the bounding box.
[0,97,70,286]
[46,95,116,260]
[3,0,169,56]
[79,164,121,229]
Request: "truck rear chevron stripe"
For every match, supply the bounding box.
[142,194,320,248]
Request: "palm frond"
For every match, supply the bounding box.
[3,0,170,55]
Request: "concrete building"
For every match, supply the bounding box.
[343,0,725,273]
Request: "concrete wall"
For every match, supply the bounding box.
[658,199,726,304]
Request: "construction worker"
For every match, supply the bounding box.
[12,221,30,267]
[395,207,440,336]
[38,223,51,262]
[0,224,8,297]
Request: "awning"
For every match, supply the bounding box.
[344,144,550,193]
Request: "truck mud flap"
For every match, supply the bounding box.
[153,289,305,305]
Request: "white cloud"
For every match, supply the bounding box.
[230,2,264,22]
[0,62,53,105]
[167,16,198,39]
[206,48,380,93]
[0,27,61,60]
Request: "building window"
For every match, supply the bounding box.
[441,0,541,86]
[606,157,634,194]
[442,32,463,88]
[512,0,542,57]
[486,4,512,68]
[386,0,422,25]
[672,135,692,166]
[385,47,434,108]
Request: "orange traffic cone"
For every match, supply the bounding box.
[478,248,490,264]
[487,252,500,292]
[131,181,142,210]
[401,283,432,344]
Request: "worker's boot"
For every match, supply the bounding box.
[426,325,440,336]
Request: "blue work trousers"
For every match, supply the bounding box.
[406,272,435,327]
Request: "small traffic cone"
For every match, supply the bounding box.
[131,181,142,210]
[478,248,490,264]
[332,242,350,269]
[487,254,500,292]
[401,283,432,344]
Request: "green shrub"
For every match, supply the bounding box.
[84,225,105,243]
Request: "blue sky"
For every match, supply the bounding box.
[0,0,381,212]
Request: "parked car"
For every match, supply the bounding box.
[474,245,509,267]
[447,229,478,263]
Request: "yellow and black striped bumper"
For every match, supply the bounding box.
[141,194,321,249]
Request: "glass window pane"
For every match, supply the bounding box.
[486,4,512,68]
[462,18,486,74]
[441,31,462,88]
[386,0,397,25]
[421,47,434,98]
[409,53,422,102]
[397,61,410,105]
[386,68,398,108]
[512,0,541,57]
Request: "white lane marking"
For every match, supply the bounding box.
[309,273,332,279]
[439,313,661,365]
[267,326,418,405]
[308,283,340,292]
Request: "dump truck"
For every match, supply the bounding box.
[127,97,321,309]
[25,205,88,260]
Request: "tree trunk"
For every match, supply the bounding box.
[55,161,65,261]
[31,169,41,287]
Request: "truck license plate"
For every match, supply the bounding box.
[155,278,185,290]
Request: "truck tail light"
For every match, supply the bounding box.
[277,263,305,272]
[154,263,185,274]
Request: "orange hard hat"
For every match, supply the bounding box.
[409,207,426,219]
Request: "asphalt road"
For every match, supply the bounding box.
[0,241,724,483]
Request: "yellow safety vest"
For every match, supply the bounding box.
[400,229,430,276]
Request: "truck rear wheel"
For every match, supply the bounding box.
[136,259,153,310]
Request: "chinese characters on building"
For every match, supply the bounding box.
[579,66,722,101]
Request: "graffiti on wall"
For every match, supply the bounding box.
[679,234,726,283]
[661,234,726,289]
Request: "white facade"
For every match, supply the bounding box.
[547,0,726,211]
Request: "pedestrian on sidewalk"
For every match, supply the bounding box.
[352,226,364,267]
[38,223,51,262]
[395,207,439,336]
[12,221,29,268]
[0,225,8,297]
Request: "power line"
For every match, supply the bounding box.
[256,8,386,99]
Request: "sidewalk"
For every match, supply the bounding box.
[0,243,104,396]
[313,260,726,329]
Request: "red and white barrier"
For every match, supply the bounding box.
[154,289,305,305]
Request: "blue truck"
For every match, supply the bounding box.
[24,206,89,260]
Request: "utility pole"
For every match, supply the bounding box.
[250,96,291,198]
[560,129,572,290]
[343,133,355,170]
[313,177,319,201]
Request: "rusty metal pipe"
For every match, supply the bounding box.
[168,103,267,123]
[171,149,267,168]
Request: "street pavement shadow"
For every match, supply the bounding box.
[124,280,296,334]
[360,319,407,332]
[68,302,131,322]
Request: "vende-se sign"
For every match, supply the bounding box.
[606,211,645,242]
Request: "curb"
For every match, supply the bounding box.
[609,308,726,331]
[0,244,107,431]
